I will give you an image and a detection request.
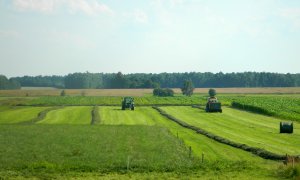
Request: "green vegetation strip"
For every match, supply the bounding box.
[21,96,224,106]
[0,106,49,124]
[99,107,157,125]
[0,125,196,173]
[231,96,300,121]
[21,107,65,124]
[37,106,92,124]
[153,106,287,160]
[91,106,100,125]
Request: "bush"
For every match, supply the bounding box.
[153,88,174,97]
[60,90,66,96]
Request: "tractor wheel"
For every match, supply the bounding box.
[219,109,222,113]
[122,105,125,110]
[131,106,134,111]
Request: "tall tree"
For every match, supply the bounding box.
[181,80,194,96]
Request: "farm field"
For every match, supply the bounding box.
[1,87,300,97]
[37,106,92,125]
[0,106,280,179]
[0,106,48,124]
[160,106,300,155]
[0,89,300,179]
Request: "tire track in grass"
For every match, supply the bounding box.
[152,106,288,160]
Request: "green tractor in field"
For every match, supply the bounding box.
[206,89,222,113]
[122,97,135,110]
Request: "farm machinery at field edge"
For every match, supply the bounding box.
[206,96,222,113]
[122,97,135,110]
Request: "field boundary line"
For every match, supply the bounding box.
[152,106,292,161]
[20,106,65,124]
[91,106,101,125]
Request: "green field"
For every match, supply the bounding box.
[0,125,199,176]
[161,106,300,155]
[0,93,299,179]
[38,106,92,124]
[99,107,272,161]
[100,107,158,125]
[0,106,48,124]
[230,95,300,121]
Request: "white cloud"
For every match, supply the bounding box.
[12,0,113,15]
[0,30,20,38]
[66,0,113,16]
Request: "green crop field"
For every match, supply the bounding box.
[0,106,48,124]
[37,106,92,124]
[230,95,300,121]
[0,92,299,179]
[160,106,300,155]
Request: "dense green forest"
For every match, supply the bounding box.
[0,75,21,90]
[6,72,300,89]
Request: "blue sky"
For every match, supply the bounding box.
[0,0,300,77]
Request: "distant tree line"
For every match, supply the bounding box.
[0,75,21,89]
[9,72,300,89]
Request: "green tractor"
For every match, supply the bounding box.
[122,97,135,110]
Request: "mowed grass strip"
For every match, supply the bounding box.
[99,107,274,162]
[0,106,49,124]
[99,107,157,125]
[161,106,300,155]
[37,106,92,124]
[0,125,194,173]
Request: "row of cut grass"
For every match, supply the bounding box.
[160,106,300,155]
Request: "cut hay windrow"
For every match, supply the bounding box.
[152,106,291,161]
[91,106,100,125]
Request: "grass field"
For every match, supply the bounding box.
[38,106,92,124]
[0,125,199,177]
[99,107,275,162]
[0,107,281,179]
[161,106,300,155]
[0,106,48,124]
[1,88,300,179]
